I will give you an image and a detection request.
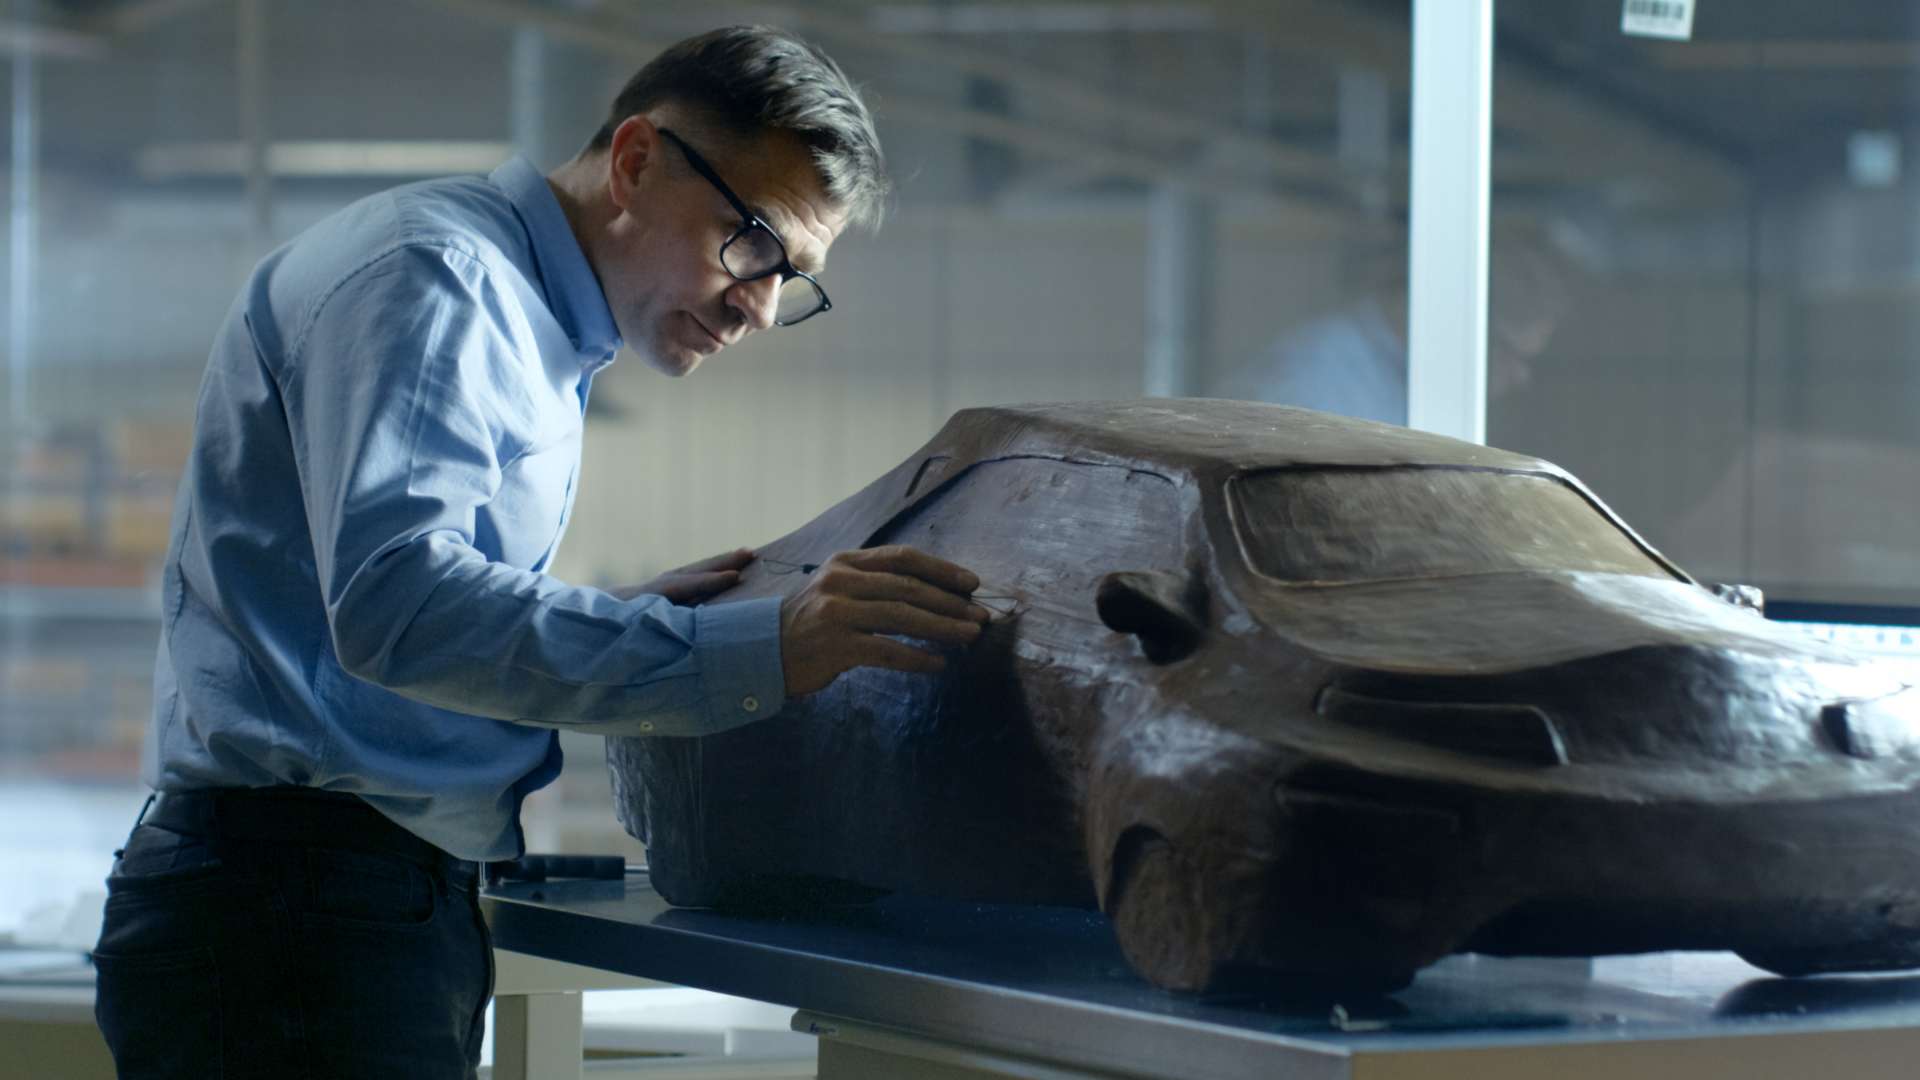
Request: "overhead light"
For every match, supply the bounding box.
[870,4,1213,34]
[134,140,515,181]
[0,18,104,60]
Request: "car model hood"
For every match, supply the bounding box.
[1255,571,1888,684]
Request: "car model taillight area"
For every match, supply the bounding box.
[1821,684,1920,759]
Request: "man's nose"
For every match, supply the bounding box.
[726,274,781,334]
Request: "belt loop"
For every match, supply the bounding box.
[113,793,158,860]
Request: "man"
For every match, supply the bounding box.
[92,26,988,1078]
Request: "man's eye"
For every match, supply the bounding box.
[740,229,784,270]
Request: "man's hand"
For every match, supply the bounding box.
[610,547,755,606]
[780,545,990,697]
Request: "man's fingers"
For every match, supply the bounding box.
[854,635,948,676]
[838,545,980,595]
[778,552,988,698]
[850,600,985,646]
[779,581,981,695]
[675,547,756,575]
[826,566,990,622]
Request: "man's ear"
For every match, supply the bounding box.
[606,114,663,213]
[1096,570,1208,664]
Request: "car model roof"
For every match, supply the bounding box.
[939,399,1564,481]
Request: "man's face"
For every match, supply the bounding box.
[597,116,847,377]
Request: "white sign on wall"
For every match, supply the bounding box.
[1621,0,1695,41]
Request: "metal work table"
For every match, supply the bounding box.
[483,869,1920,1079]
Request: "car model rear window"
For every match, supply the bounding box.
[1229,467,1675,583]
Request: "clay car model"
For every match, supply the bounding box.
[608,399,1920,992]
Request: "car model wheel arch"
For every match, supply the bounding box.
[1103,822,1219,991]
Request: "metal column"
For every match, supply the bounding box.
[9,0,38,420]
[509,25,545,166]
[1144,188,1213,399]
[1406,0,1493,444]
[236,0,270,259]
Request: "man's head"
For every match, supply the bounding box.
[563,26,888,376]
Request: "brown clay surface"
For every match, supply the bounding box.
[610,400,1920,991]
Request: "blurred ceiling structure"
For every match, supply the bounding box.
[0,0,1800,212]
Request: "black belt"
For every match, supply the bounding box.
[143,786,473,879]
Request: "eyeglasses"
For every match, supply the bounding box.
[657,128,832,326]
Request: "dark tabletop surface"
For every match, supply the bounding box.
[482,869,1920,1080]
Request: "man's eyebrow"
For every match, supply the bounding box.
[749,203,826,274]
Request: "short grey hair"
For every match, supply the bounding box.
[588,26,890,230]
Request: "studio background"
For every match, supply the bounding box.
[4,0,1916,944]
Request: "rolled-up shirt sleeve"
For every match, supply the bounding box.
[280,242,785,736]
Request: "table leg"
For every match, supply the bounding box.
[491,989,583,1080]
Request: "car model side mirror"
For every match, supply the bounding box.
[1708,582,1765,616]
[1096,570,1207,663]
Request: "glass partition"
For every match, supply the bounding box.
[1488,1,1920,615]
[1,0,1412,941]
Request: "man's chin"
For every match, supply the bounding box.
[638,343,704,378]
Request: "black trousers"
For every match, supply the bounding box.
[92,787,493,1079]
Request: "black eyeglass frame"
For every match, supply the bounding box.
[657,128,832,326]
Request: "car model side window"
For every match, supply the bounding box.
[1230,467,1677,584]
[872,456,1183,621]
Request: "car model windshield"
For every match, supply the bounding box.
[1229,467,1677,583]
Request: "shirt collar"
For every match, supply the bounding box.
[489,156,621,366]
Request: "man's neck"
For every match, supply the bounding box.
[545,156,614,268]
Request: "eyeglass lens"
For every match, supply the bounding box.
[773,278,826,323]
[721,225,784,277]
[722,226,826,323]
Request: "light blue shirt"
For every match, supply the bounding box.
[1221,299,1407,426]
[147,158,787,861]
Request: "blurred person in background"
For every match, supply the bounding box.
[1217,227,1574,425]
